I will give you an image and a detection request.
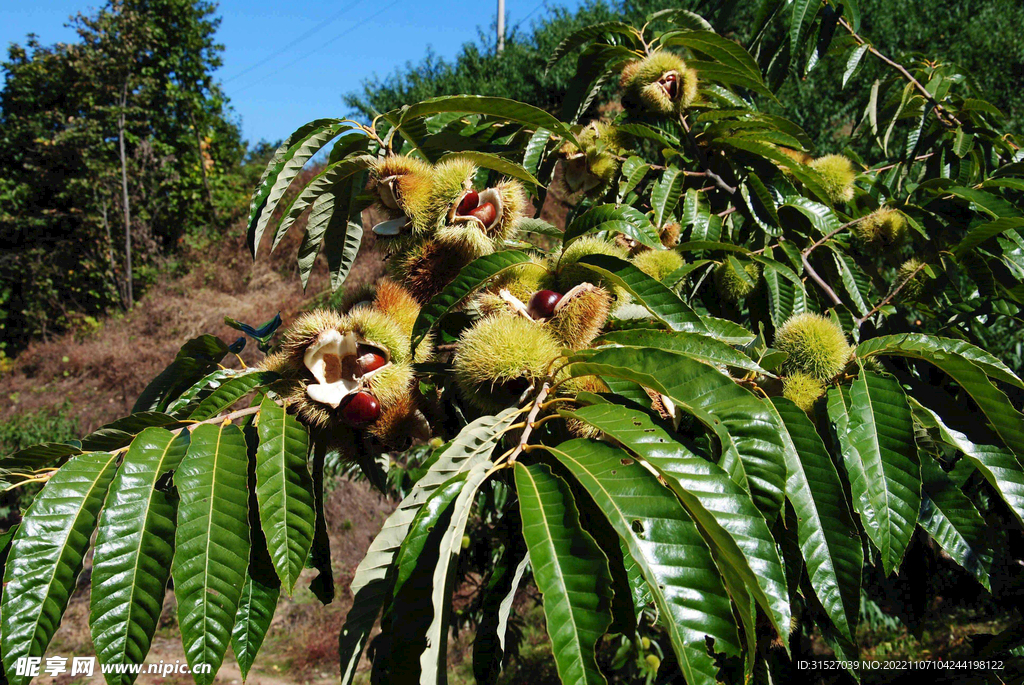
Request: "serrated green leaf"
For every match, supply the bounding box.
[855,335,1024,459]
[307,444,334,604]
[1,451,119,685]
[394,96,579,148]
[616,122,681,149]
[298,173,358,289]
[383,474,466,683]
[166,369,241,418]
[617,157,650,203]
[338,409,520,685]
[719,138,832,204]
[911,399,1024,528]
[411,251,532,350]
[953,127,975,158]
[568,345,787,522]
[90,429,191,685]
[857,333,1023,390]
[687,61,779,102]
[231,445,281,682]
[523,128,552,177]
[843,43,869,88]
[270,151,373,253]
[172,423,251,685]
[564,205,662,248]
[662,30,763,85]
[647,8,713,30]
[954,218,1024,258]
[247,119,350,257]
[769,398,862,642]
[651,168,685,228]
[515,217,562,238]
[516,463,612,685]
[419,461,493,685]
[790,0,820,58]
[545,439,740,685]
[545,22,641,72]
[563,402,791,650]
[780,195,843,237]
[918,457,993,591]
[595,329,771,376]
[188,372,278,421]
[255,397,314,594]
[846,372,920,575]
[577,254,707,333]
[81,413,183,452]
[437,151,541,187]
[0,443,81,474]
[473,553,528,685]
[758,255,808,326]
[325,221,364,292]
[743,172,781,233]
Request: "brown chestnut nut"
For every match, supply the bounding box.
[341,391,381,425]
[457,189,479,215]
[527,290,563,319]
[469,201,496,227]
[356,344,387,375]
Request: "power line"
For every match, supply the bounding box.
[221,0,364,84]
[231,0,403,95]
[511,0,548,32]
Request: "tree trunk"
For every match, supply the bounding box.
[189,108,216,221]
[118,81,133,309]
[97,190,124,307]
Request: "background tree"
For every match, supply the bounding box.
[0,0,246,351]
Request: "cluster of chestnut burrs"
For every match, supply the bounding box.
[258,44,872,448]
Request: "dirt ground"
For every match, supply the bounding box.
[37,477,397,685]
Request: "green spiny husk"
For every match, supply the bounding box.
[775,312,851,381]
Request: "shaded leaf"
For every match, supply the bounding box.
[515,462,612,685]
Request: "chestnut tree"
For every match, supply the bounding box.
[3,4,1024,685]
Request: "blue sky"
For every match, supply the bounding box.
[1,0,584,144]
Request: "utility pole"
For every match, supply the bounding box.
[497,0,505,52]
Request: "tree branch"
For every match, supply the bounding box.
[854,261,927,328]
[507,382,550,464]
[802,252,843,307]
[680,116,737,195]
[838,18,961,129]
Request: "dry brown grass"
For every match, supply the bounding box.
[0,207,385,434]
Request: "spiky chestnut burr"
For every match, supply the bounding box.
[782,372,826,413]
[259,304,427,448]
[558,121,631,194]
[453,315,562,413]
[713,259,761,302]
[809,154,857,204]
[660,222,681,248]
[895,258,929,302]
[546,283,612,349]
[428,159,528,258]
[620,51,699,115]
[367,155,435,252]
[391,239,474,304]
[631,248,685,282]
[552,236,631,304]
[853,207,908,249]
[774,312,852,381]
